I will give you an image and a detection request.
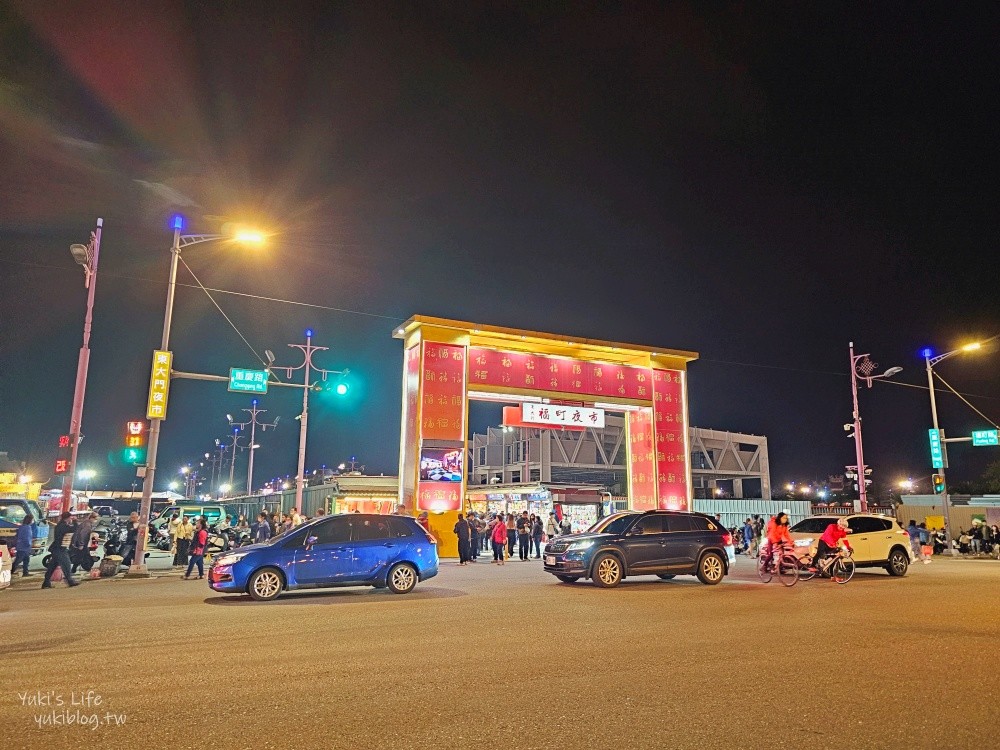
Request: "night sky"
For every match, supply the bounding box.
[1,2,997,495]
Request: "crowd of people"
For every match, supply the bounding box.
[452,510,570,565]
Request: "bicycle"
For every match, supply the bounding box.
[800,546,855,584]
[756,542,799,587]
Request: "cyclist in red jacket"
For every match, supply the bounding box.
[812,517,853,573]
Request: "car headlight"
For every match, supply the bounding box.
[567,539,595,551]
[793,538,813,548]
[214,552,250,566]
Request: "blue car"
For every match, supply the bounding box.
[209,514,438,601]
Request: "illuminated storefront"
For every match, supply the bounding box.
[395,316,698,557]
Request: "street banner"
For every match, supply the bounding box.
[146,350,172,421]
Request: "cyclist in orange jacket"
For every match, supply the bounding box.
[762,511,793,564]
[812,517,852,573]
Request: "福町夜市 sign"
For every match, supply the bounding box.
[522,403,605,429]
[228,368,269,394]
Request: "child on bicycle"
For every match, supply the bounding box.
[811,517,852,573]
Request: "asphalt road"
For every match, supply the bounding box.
[2,555,995,750]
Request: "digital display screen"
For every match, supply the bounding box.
[419,447,463,482]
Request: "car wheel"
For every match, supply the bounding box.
[555,575,579,583]
[886,548,909,577]
[591,553,623,588]
[386,563,418,594]
[247,568,283,601]
[656,574,676,580]
[697,552,726,585]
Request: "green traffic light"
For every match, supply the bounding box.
[335,383,349,396]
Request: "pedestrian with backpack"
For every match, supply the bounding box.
[184,518,209,579]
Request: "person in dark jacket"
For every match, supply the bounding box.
[14,514,35,576]
[468,513,480,562]
[184,518,209,579]
[531,515,544,559]
[252,512,272,543]
[453,514,471,565]
[42,512,78,588]
[70,511,98,573]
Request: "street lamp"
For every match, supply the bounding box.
[61,219,104,513]
[130,215,265,577]
[77,469,96,495]
[923,341,982,554]
[267,330,347,512]
[229,399,279,495]
[848,342,902,512]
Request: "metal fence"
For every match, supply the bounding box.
[692,499,812,529]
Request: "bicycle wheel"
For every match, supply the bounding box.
[798,556,816,582]
[831,556,855,584]
[777,554,799,587]
[757,554,773,583]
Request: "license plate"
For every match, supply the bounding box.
[545,555,555,565]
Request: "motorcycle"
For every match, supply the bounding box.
[103,521,130,558]
[149,523,172,551]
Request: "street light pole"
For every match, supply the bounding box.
[847,343,902,513]
[229,400,279,495]
[62,218,104,513]
[268,330,345,512]
[925,351,953,555]
[130,218,265,576]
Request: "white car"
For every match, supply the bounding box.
[789,514,913,576]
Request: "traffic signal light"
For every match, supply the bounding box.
[122,420,147,465]
[54,434,75,474]
[932,474,945,494]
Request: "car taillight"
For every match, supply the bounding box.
[722,533,732,546]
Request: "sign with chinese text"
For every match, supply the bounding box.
[399,345,421,509]
[417,480,463,512]
[653,369,688,510]
[522,403,605,429]
[146,350,173,420]
[971,429,999,447]
[928,429,944,468]
[228,368,269,394]
[468,347,653,402]
[627,409,657,511]
[421,343,466,441]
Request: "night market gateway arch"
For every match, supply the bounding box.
[394,316,698,558]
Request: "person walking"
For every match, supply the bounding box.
[13,514,34,577]
[505,513,517,558]
[491,515,508,564]
[169,512,183,565]
[531,515,544,559]
[184,518,209,579]
[516,511,531,560]
[545,512,559,540]
[42,512,78,588]
[454,513,472,565]
[175,515,194,567]
[468,514,481,561]
[742,518,755,557]
[70,511,97,573]
[907,520,922,559]
[122,511,141,568]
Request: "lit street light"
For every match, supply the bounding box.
[131,216,265,577]
[77,468,96,495]
[61,219,104,513]
[923,341,983,554]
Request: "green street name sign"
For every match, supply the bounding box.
[928,429,944,469]
[971,429,999,446]
[229,368,269,394]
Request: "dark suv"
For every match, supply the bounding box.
[542,511,735,588]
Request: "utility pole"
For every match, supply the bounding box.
[229,400,279,495]
[62,219,103,513]
[266,330,346,512]
[216,426,248,497]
